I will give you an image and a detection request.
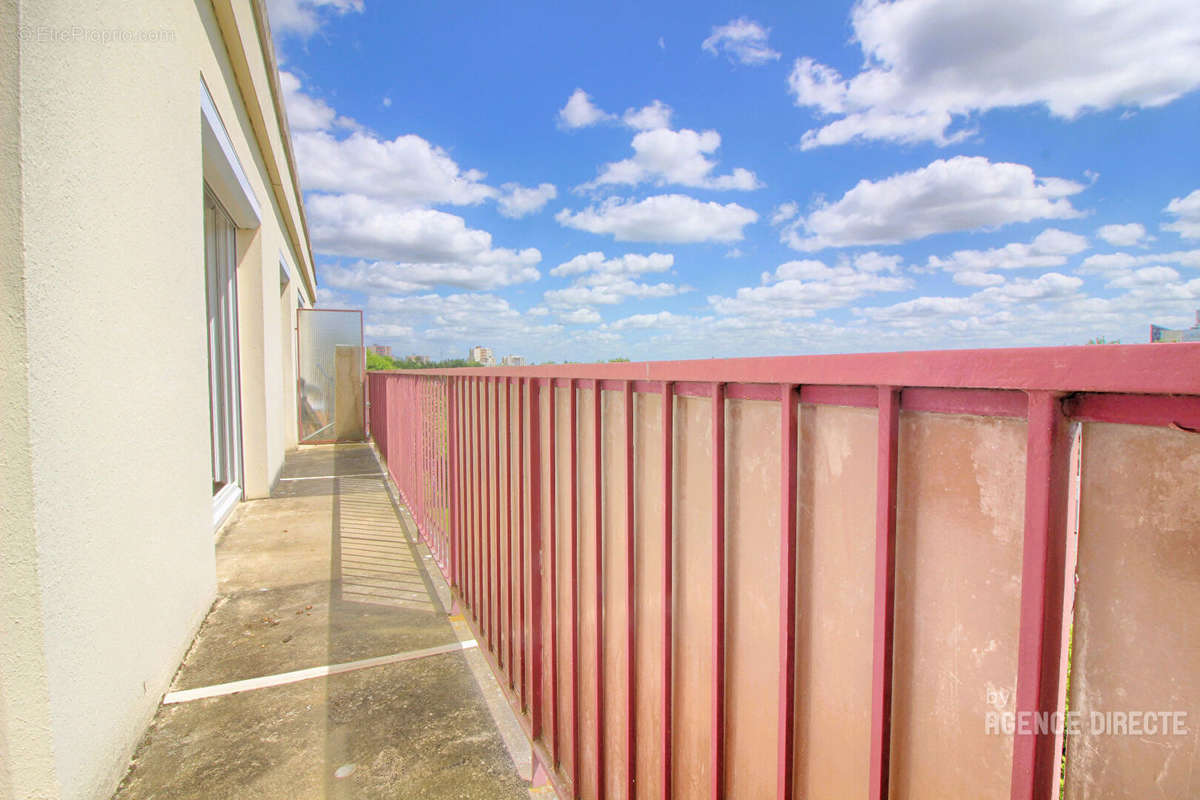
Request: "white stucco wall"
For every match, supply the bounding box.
[1,1,317,797]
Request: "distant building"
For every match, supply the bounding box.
[469,345,496,366]
[407,354,431,365]
[370,344,392,357]
[501,355,527,367]
[1150,310,1200,342]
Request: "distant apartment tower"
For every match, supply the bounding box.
[469,345,495,366]
[1150,310,1200,342]
[371,344,392,357]
[501,355,527,367]
[408,354,431,365]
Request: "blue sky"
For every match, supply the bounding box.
[267,0,1200,362]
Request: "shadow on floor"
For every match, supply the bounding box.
[111,444,531,800]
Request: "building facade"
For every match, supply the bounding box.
[1150,310,1200,342]
[469,345,495,366]
[1,2,316,798]
[501,354,526,366]
[371,344,392,357]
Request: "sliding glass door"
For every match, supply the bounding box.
[204,187,242,510]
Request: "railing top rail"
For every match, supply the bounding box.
[370,342,1200,395]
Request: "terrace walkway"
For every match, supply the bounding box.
[113,444,541,799]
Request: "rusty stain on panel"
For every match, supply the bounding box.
[890,412,1027,800]
[1065,422,1200,799]
[793,404,877,799]
[672,395,714,798]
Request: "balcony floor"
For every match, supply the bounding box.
[113,444,540,799]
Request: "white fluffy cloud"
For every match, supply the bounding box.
[280,72,550,284]
[308,196,541,287]
[770,202,799,225]
[545,251,686,308]
[497,182,557,218]
[279,71,354,131]
[859,272,1084,326]
[781,156,1085,250]
[622,101,673,131]
[545,280,687,307]
[364,292,566,353]
[557,194,758,243]
[559,89,614,129]
[284,72,557,215]
[1106,266,1181,289]
[926,229,1089,276]
[1097,223,1150,248]
[295,130,498,207]
[1079,248,1200,275]
[789,0,1200,148]
[584,127,761,191]
[709,252,912,318]
[559,308,603,324]
[701,18,781,65]
[550,252,674,277]
[266,0,362,38]
[605,311,692,330]
[1164,189,1200,239]
[322,250,540,294]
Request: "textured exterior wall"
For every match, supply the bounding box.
[0,2,59,797]
[2,1,315,797]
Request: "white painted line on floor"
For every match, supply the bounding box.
[162,639,478,704]
[277,473,384,481]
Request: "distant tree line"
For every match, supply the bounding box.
[366,351,483,371]
[366,352,634,370]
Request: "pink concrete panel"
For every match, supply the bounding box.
[577,387,600,800]
[890,411,1028,800]
[554,383,576,780]
[723,398,782,798]
[538,381,555,757]
[601,388,631,800]
[1065,422,1200,798]
[672,394,714,799]
[633,390,665,799]
[792,403,878,799]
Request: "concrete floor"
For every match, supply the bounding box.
[112,444,542,800]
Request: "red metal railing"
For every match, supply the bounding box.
[367,344,1200,800]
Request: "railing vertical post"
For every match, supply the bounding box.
[506,376,515,685]
[594,380,606,800]
[518,378,528,708]
[475,377,485,630]
[869,386,900,800]
[486,378,496,651]
[549,378,560,767]
[458,378,468,599]
[711,382,726,800]
[493,376,503,664]
[568,378,580,788]
[776,384,798,800]
[529,378,544,737]
[1010,391,1071,800]
[660,380,674,800]
[447,377,459,589]
[623,380,636,800]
